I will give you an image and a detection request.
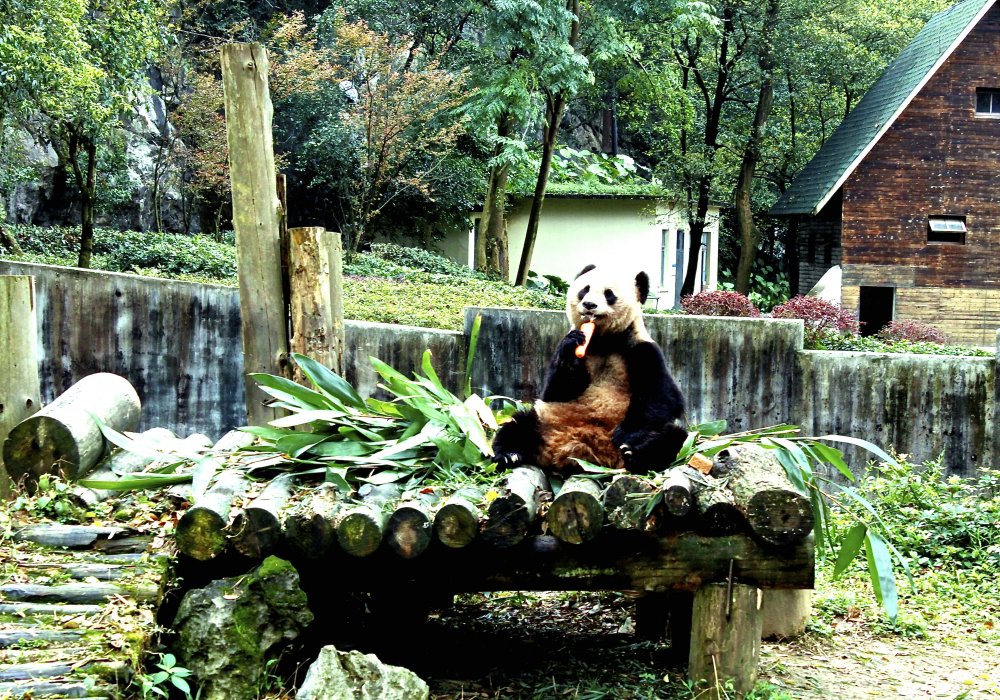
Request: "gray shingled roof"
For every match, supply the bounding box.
[770,0,996,216]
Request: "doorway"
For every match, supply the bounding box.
[858,286,895,337]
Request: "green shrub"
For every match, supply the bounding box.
[817,334,991,357]
[771,295,859,348]
[367,243,487,279]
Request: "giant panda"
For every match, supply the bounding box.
[492,264,688,475]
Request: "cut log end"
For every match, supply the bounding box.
[387,504,433,559]
[3,417,80,488]
[176,509,229,561]
[434,500,479,549]
[337,509,384,558]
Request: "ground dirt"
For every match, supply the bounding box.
[357,591,1000,700]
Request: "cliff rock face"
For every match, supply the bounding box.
[4,93,193,233]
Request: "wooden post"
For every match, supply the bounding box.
[221,43,290,425]
[0,276,41,499]
[288,227,345,378]
[688,583,763,699]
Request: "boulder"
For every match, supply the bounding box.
[296,645,429,700]
[172,556,314,700]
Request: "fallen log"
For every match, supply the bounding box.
[434,488,483,548]
[0,659,128,682]
[691,472,744,535]
[14,524,138,550]
[715,444,813,546]
[175,469,251,561]
[386,494,438,559]
[660,467,695,518]
[283,483,341,559]
[0,603,104,617]
[546,476,604,544]
[2,373,141,491]
[0,582,157,604]
[336,484,401,557]
[480,466,549,548]
[603,475,656,531]
[69,427,178,507]
[231,473,297,559]
[0,628,88,646]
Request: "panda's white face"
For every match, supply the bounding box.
[566,266,644,336]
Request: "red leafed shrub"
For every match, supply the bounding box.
[877,320,949,344]
[680,290,761,317]
[771,296,860,347]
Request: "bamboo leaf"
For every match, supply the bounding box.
[833,523,867,578]
[275,432,331,458]
[464,313,482,399]
[269,410,348,428]
[865,530,899,622]
[239,426,295,441]
[804,441,855,482]
[250,373,334,410]
[89,414,171,461]
[291,353,366,409]
[308,441,374,457]
[78,473,192,490]
[464,393,498,431]
[693,419,727,437]
[809,434,898,469]
[358,470,407,485]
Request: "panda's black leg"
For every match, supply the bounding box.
[615,424,689,473]
[491,410,543,470]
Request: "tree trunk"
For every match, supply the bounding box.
[687,583,763,699]
[66,128,97,269]
[734,0,779,295]
[478,116,512,277]
[515,0,581,286]
[0,276,40,499]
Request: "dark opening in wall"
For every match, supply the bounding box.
[859,286,895,337]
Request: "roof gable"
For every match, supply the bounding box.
[770,0,997,216]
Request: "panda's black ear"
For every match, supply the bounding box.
[635,271,650,304]
[574,264,597,279]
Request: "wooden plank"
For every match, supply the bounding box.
[0,276,41,499]
[288,227,345,378]
[309,532,814,593]
[220,42,290,425]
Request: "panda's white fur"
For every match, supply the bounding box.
[492,264,687,475]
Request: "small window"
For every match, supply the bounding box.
[927,216,966,244]
[975,88,1000,116]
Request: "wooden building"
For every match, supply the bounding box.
[771,0,1000,346]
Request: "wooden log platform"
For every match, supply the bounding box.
[0,517,173,700]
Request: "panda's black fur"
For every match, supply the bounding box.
[492,264,688,475]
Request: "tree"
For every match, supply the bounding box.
[315,15,469,257]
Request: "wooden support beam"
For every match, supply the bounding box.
[288,227,345,378]
[688,583,763,699]
[221,42,290,425]
[0,275,41,499]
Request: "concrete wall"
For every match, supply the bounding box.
[2,262,995,475]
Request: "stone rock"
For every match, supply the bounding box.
[296,645,429,700]
[172,556,314,700]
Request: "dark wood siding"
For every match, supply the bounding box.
[841,6,1000,291]
[795,193,843,294]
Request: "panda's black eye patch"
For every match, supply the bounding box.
[577,285,590,301]
[604,289,617,305]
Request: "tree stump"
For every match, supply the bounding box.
[688,583,763,699]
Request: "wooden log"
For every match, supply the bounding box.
[0,603,104,617]
[0,680,113,698]
[546,476,604,544]
[603,474,656,531]
[283,483,341,559]
[69,427,177,507]
[230,473,296,559]
[434,488,483,548]
[660,467,695,518]
[0,275,41,500]
[0,628,87,646]
[481,466,549,548]
[687,583,763,699]
[692,476,744,536]
[2,373,141,491]
[221,42,291,426]
[175,469,250,561]
[0,659,128,682]
[289,227,346,378]
[14,524,138,549]
[335,484,401,557]
[0,582,157,604]
[386,494,438,559]
[715,445,813,546]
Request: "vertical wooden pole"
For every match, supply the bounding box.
[688,583,762,699]
[288,227,345,378]
[221,43,290,425]
[0,276,41,498]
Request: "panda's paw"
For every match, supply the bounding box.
[558,329,587,359]
[618,443,634,463]
[493,452,523,470]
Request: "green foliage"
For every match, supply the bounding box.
[10,475,87,523]
[816,334,991,358]
[510,146,667,197]
[771,296,860,348]
[136,653,196,700]
[718,265,789,313]
[367,243,487,279]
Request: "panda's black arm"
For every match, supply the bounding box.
[620,341,685,426]
[540,330,591,402]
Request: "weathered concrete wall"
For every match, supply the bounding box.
[0,262,462,440]
[3,263,996,475]
[467,307,997,476]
